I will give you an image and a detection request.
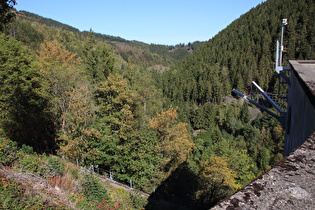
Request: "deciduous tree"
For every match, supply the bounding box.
[149,106,194,175]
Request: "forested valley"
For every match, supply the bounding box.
[0,0,315,209]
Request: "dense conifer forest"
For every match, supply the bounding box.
[0,0,315,209]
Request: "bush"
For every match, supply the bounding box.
[130,191,148,209]
[19,155,40,173]
[82,174,110,203]
[47,157,65,177]
[21,144,34,155]
[76,174,112,209]
[68,166,79,180]
[0,137,19,166]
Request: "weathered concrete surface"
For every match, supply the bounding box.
[212,131,315,210]
[284,60,315,155]
[290,60,315,96]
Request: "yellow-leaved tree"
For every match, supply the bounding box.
[37,40,96,161]
[37,39,83,131]
[197,155,241,206]
[201,155,240,191]
[58,85,98,162]
[149,106,194,177]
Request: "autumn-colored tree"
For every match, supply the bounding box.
[212,137,256,186]
[38,39,81,69]
[201,155,240,191]
[61,86,96,138]
[58,85,98,162]
[96,73,141,139]
[37,40,97,160]
[197,155,241,206]
[37,39,83,127]
[149,106,194,175]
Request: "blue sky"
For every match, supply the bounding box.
[16,0,265,45]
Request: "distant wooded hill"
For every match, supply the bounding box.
[18,10,204,64]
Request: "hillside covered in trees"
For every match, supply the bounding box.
[0,0,315,209]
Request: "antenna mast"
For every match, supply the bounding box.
[232,19,290,128]
[275,19,290,74]
[279,19,287,67]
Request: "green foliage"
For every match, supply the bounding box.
[82,31,116,83]
[157,0,315,133]
[123,65,165,121]
[81,174,110,204]
[19,10,80,33]
[0,137,19,166]
[129,190,148,209]
[95,73,141,137]
[20,144,34,155]
[19,155,40,173]
[4,19,45,50]
[0,34,54,151]
[258,147,271,171]
[14,149,66,179]
[47,157,65,177]
[159,100,282,208]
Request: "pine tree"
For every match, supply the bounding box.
[82,31,115,84]
[0,34,54,151]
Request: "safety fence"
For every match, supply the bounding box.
[74,159,151,197]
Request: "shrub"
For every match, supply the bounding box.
[21,144,34,155]
[130,190,148,209]
[68,166,79,180]
[110,187,133,209]
[47,157,65,177]
[0,137,19,166]
[19,155,40,173]
[81,174,110,203]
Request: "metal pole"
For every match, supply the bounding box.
[275,40,280,73]
[232,89,279,119]
[251,81,284,113]
[280,24,284,67]
[279,19,287,67]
